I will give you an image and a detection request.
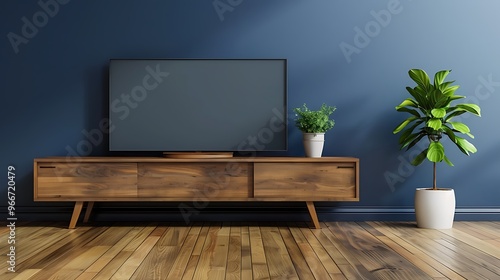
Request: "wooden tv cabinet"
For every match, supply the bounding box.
[34,157,359,229]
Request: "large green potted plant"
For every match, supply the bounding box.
[294,103,336,157]
[393,69,481,229]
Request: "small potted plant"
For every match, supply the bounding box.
[393,69,481,229]
[294,103,336,157]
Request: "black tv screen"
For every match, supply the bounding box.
[109,59,287,152]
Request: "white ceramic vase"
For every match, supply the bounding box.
[303,133,325,157]
[414,188,456,229]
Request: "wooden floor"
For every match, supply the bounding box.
[1,221,500,280]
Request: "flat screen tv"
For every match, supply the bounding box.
[109,59,287,154]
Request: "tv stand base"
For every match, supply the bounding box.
[34,156,359,229]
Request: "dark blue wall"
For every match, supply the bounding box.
[1,0,499,221]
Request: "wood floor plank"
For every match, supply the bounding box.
[311,225,349,269]
[278,226,316,280]
[3,221,500,280]
[0,224,92,274]
[226,225,242,280]
[439,226,500,259]
[299,226,344,277]
[392,226,498,279]
[0,225,66,271]
[289,224,332,280]
[486,238,500,249]
[327,222,433,279]
[75,226,138,279]
[437,238,500,276]
[210,224,231,273]
[92,251,135,280]
[365,222,458,279]
[321,223,374,279]
[131,225,192,279]
[241,225,253,280]
[85,224,135,247]
[453,222,498,240]
[261,226,299,279]
[166,225,203,279]
[11,269,41,280]
[372,221,468,280]
[12,226,109,280]
[192,224,231,280]
[110,234,161,279]
[47,245,111,280]
[181,225,210,280]
[249,226,271,280]
[92,225,158,280]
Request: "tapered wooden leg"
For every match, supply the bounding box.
[306,201,321,229]
[83,202,94,223]
[69,202,84,229]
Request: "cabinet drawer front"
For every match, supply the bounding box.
[36,163,137,198]
[254,162,357,200]
[138,163,252,198]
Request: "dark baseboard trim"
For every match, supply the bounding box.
[4,206,500,222]
[317,207,500,221]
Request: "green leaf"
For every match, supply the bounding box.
[466,132,475,139]
[399,132,420,148]
[427,141,445,162]
[442,125,457,142]
[435,96,451,108]
[411,149,428,166]
[449,121,470,134]
[442,85,460,96]
[444,109,466,122]
[431,108,446,118]
[437,81,454,91]
[433,70,451,86]
[427,118,442,130]
[406,87,426,108]
[429,88,445,107]
[456,104,481,116]
[443,155,454,166]
[455,136,477,154]
[393,116,417,134]
[398,120,424,145]
[409,69,431,90]
[396,106,421,117]
[449,95,465,101]
[396,98,418,109]
[405,133,426,151]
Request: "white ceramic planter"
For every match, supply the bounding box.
[414,188,456,229]
[303,133,325,157]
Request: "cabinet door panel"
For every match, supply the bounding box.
[36,163,137,199]
[254,162,357,201]
[138,163,252,198]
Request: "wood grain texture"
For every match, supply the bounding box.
[137,162,252,198]
[260,226,300,279]
[1,222,500,279]
[254,162,358,200]
[325,222,434,279]
[225,226,242,280]
[35,163,137,199]
[69,202,84,229]
[306,201,321,229]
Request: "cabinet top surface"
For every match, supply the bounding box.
[35,156,359,163]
